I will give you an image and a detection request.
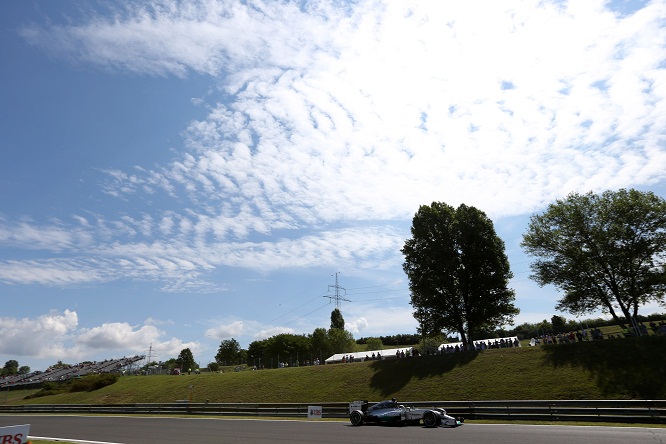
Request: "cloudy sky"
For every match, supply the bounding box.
[1,0,665,371]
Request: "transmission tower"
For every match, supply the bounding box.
[324,272,351,308]
[145,344,158,367]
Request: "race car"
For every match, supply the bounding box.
[349,399,464,427]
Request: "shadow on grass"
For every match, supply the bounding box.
[368,351,479,397]
[540,336,666,399]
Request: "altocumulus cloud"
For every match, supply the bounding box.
[8,0,666,292]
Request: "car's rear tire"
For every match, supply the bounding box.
[350,410,364,426]
[422,411,440,428]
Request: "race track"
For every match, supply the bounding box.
[1,415,664,444]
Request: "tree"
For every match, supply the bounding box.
[521,189,666,327]
[365,337,383,351]
[402,202,519,350]
[309,327,333,363]
[330,308,345,329]
[215,338,243,366]
[176,348,196,372]
[248,333,310,368]
[18,366,30,375]
[551,315,567,331]
[2,360,18,376]
[328,327,356,354]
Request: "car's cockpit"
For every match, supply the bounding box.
[368,399,399,412]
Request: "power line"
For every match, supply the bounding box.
[281,302,332,327]
[346,288,407,296]
[269,292,329,323]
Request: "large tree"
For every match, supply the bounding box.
[248,333,310,368]
[1,360,18,377]
[215,338,244,366]
[176,348,196,372]
[402,202,518,350]
[521,189,666,327]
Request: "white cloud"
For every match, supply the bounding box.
[346,316,369,334]
[253,326,295,340]
[58,0,662,227]
[0,310,78,358]
[17,1,666,229]
[205,320,244,339]
[0,310,201,367]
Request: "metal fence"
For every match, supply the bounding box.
[0,400,664,424]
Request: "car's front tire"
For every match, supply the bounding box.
[350,410,364,426]
[422,411,440,428]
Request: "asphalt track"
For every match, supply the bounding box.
[1,415,665,444]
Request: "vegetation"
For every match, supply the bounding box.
[176,348,196,372]
[522,189,666,326]
[1,360,28,377]
[4,337,664,406]
[330,308,345,329]
[246,312,356,368]
[24,373,120,399]
[403,202,519,349]
[215,338,244,366]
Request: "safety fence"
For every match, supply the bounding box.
[0,400,663,424]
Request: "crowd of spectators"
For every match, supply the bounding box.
[0,355,144,389]
[529,321,666,345]
[440,337,520,353]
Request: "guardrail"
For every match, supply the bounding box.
[0,400,663,424]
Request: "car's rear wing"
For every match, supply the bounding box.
[349,400,368,413]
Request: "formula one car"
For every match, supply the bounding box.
[349,399,464,427]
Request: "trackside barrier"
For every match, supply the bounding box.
[0,400,663,424]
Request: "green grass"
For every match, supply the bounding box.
[4,337,665,406]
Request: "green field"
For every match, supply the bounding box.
[4,336,665,406]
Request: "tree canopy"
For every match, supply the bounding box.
[402,202,518,350]
[1,360,19,377]
[176,348,196,371]
[215,338,244,365]
[521,189,666,326]
[330,308,345,329]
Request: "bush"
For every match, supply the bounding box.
[24,373,120,399]
[70,373,120,392]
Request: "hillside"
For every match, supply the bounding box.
[5,337,665,405]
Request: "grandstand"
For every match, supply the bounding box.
[0,355,144,388]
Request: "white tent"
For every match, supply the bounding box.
[325,347,416,364]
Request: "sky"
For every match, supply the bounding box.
[1,0,665,372]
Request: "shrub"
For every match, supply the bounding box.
[70,373,120,392]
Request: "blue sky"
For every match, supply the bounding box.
[1,0,665,372]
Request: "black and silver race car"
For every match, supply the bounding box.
[349,399,464,427]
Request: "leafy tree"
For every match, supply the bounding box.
[365,337,383,351]
[402,202,519,350]
[18,366,30,375]
[163,358,178,370]
[176,348,196,372]
[330,308,345,329]
[247,339,269,368]
[2,360,18,376]
[248,333,310,368]
[521,189,666,327]
[328,327,356,354]
[207,362,220,372]
[309,327,334,362]
[551,315,567,331]
[215,338,243,365]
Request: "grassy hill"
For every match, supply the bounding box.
[4,337,665,405]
